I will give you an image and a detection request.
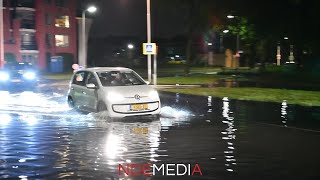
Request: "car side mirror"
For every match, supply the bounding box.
[86,83,98,89]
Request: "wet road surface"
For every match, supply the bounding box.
[0,83,320,179]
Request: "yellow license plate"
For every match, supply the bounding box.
[131,104,148,111]
[131,127,149,135]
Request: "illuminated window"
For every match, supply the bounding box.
[55,15,70,28]
[55,35,69,47]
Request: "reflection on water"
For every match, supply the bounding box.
[281,100,288,127]
[0,91,319,179]
[222,97,237,172]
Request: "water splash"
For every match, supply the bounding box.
[160,106,192,118]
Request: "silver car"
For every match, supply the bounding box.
[67,67,161,118]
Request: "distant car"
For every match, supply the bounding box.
[67,67,161,118]
[0,62,38,89]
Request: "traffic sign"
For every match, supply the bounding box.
[143,43,157,55]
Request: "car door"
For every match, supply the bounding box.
[70,71,88,110]
[82,72,99,112]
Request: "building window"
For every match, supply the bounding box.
[46,34,53,48]
[45,14,52,25]
[55,35,69,47]
[55,0,66,7]
[55,15,70,28]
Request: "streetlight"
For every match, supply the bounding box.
[81,5,97,68]
[226,15,240,55]
[227,15,235,19]
[127,44,134,49]
[146,0,152,83]
[0,0,4,68]
[223,29,229,33]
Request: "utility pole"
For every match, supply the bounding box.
[146,0,152,83]
[0,0,4,68]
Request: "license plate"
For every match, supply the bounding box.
[131,127,149,135]
[130,104,148,111]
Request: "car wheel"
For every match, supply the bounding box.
[97,102,107,112]
[68,97,75,109]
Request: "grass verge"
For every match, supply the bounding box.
[160,87,320,107]
[41,73,73,80]
[157,75,232,85]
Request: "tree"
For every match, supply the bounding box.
[226,17,256,49]
[156,0,215,75]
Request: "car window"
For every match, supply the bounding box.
[4,63,34,71]
[72,71,87,86]
[97,71,146,87]
[86,72,98,86]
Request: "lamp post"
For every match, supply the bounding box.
[81,6,97,68]
[0,0,4,68]
[146,0,152,83]
[227,15,240,54]
[127,44,134,59]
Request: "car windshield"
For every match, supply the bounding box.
[4,63,34,71]
[97,71,146,86]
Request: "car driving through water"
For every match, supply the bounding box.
[67,67,161,118]
[0,62,38,90]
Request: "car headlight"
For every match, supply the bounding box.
[23,72,36,80]
[0,72,9,81]
[149,90,159,99]
[107,92,125,102]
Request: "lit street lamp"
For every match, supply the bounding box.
[227,15,235,19]
[223,29,229,33]
[81,6,97,68]
[127,44,134,49]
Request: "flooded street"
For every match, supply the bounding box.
[0,83,320,179]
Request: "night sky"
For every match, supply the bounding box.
[81,0,319,49]
[83,0,187,39]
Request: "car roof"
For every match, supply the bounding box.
[83,67,132,72]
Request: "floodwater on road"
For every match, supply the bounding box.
[0,87,319,179]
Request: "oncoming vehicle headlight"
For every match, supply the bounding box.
[107,92,125,102]
[0,72,9,81]
[149,90,159,99]
[23,72,36,80]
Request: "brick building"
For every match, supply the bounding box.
[1,0,77,70]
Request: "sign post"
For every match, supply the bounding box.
[153,46,158,85]
[146,0,152,83]
[143,43,157,84]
